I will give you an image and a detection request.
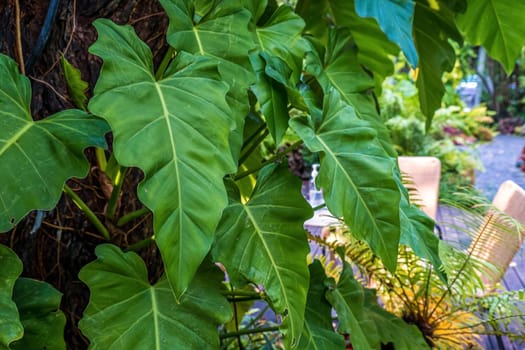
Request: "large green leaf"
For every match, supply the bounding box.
[456,0,525,74]
[413,0,462,122]
[213,163,312,348]
[161,0,256,158]
[88,20,236,298]
[249,2,308,143]
[355,0,417,67]
[304,29,376,119]
[327,260,429,350]
[290,89,401,271]
[0,245,23,349]
[79,244,232,349]
[395,172,443,273]
[297,0,399,92]
[325,261,378,349]
[11,278,66,350]
[361,286,430,350]
[249,53,290,145]
[303,28,397,157]
[399,197,442,273]
[0,54,109,232]
[297,260,345,349]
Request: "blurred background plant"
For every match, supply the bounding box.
[311,197,525,349]
[380,55,498,201]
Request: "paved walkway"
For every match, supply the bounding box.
[438,134,525,350]
[474,134,525,199]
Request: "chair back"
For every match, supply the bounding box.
[469,180,525,289]
[398,156,441,220]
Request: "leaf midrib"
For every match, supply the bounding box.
[0,122,32,157]
[154,82,184,286]
[243,204,295,335]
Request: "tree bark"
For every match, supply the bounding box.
[0,1,167,348]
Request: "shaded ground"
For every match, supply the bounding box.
[474,134,525,199]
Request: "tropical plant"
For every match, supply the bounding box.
[317,196,525,349]
[1,0,525,349]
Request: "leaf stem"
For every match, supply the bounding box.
[241,122,267,151]
[125,237,155,252]
[221,290,263,298]
[63,184,110,240]
[14,0,25,75]
[117,207,150,227]
[95,148,107,172]
[219,326,280,339]
[235,140,303,181]
[106,166,128,221]
[238,128,269,165]
[312,202,326,211]
[155,47,175,80]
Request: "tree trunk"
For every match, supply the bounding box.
[0,1,167,348]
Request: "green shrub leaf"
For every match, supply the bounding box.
[248,3,308,143]
[457,0,525,74]
[291,89,401,271]
[304,28,397,157]
[413,0,462,122]
[60,56,88,110]
[327,260,430,349]
[88,20,237,298]
[213,163,312,348]
[0,244,23,348]
[355,0,417,67]
[11,278,66,350]
[79,244,231,349]
[297,261,345,349]
[0,54,109,232]
[297,0,399,92]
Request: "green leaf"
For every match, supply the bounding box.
[362,288,430,350]
[213,163,312,348]
[297,261,345,349]
[327,260,429,349]
[297,0,400,91]
[250,53,289,145]
[88,20,236,298]
[399,198,442,273]
[395,173,443,274]
[253,2,307,81]
[413,0,462,122]
[0,54,109,232]
[304,29,376,118]
[355,0,417,67]
[79,244,232,349]
[456,0,525,74]
[248,2,308,144]
[0,245,23,349]
[290,89,401,271]
[11,278,66,350]
[303,28,397,157]
[161,0,256,158]
[61,56,88,110]
[325,261,379,349]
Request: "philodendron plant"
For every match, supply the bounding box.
[1,0,524,348]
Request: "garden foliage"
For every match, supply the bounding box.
[1,0,525,348]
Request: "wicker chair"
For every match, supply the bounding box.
[468,180,525,290]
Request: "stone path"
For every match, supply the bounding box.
[438,134,525,350]
[474,134,525,199]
